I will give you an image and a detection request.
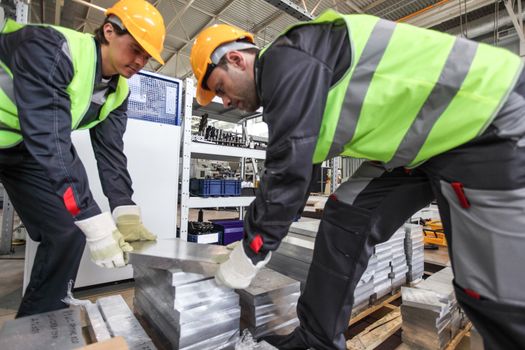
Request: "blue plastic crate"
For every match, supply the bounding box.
[190,179,223,197]
[223,180,241,196]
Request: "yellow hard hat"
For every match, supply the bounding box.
[106,0,166,65]
[190,24,255,106]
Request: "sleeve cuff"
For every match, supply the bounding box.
[112,205,140,219]
[74,204,102,221]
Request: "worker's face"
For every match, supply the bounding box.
[103,23,150,78]
[206,51,259,112]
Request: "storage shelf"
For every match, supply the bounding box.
[180,79,262,240]
[187,196,255,208]
[191,142,266,160]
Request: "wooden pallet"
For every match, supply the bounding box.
[347,308,401,350]
[346,289,473,350]
[347,295,472,350]
[346,291,402,350]
[349,291,401,327]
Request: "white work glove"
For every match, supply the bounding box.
[113,205,156,242]
[75,212,133,268]
[215,239,271,289]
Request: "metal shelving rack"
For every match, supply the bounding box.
[179,79,266,241]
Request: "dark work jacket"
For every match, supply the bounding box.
[0,25,134,220]
[243,22,351,261]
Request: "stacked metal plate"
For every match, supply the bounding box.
[373,238,394,299]
[267,220,317,287]
[353,254,377,307]
[94,295,156,349]
[404,223,424,282]
[390,228,408,290]
[401,267,467,349]
[0,308,84,350]
[129,239,241,350]
[237,268,301,338]
[271,219,420,307]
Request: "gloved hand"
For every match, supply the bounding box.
[215,240,271,289]
[113,205,156,242]
[75,212,133,268]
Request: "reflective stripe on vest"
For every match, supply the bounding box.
[0,19,129,148]
[267,10,522,167]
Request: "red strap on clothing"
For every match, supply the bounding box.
[63,186,80,216]
[451,182,470,209]
[249,234,263,254]
[464,288,481,300]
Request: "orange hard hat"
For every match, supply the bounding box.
[106,0,166,64]
[190,24,255,106]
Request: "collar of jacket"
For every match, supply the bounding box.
[254,53,263,105]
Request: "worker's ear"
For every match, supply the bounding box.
[103,22,115,42]
[225,51,246,70]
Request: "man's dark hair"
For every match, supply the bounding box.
[94,17,128,44]
[217,47,259,71]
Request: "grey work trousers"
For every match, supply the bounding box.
[281,128,525,350]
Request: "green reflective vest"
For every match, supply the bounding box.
[0,19,129,148]
[261,10,523,168]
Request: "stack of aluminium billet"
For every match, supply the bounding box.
[128,239,244,350]
[237,268,301,338]
[267,220,317,287]
[94,295,156,349]
[390,228,409,290]
[401,267,467,349]
[373,238,394,299]
[404,223,424,282]
[272,219,414,306]
[133,264,240,350]
[353,254,377,307]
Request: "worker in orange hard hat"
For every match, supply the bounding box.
[0,0,165,317]
[102,0,166,67]
[190,24,258,107]
[191,10,525,350]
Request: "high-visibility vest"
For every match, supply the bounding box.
[261,10,523,168]
[0,19,129,148]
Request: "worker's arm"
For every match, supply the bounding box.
[216,40,337,289]
[243,45,333,262]
[89,96,135,211]
[90,97,156,242]
[241,22,350,263]
[11,27,101,220]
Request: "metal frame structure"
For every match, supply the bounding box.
[504,0,525,57]
[263,0,313,20]
[49,0,521,81]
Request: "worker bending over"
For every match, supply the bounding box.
[191,10,525,349]
[0,0,163,317]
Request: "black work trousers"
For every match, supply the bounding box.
[270,128,525,350]
[0,147,86,317]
